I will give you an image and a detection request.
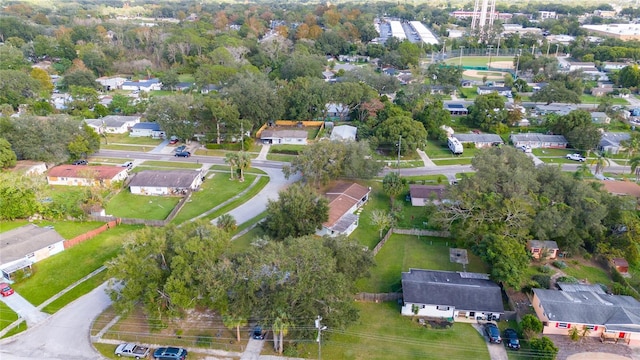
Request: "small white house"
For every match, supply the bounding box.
[130,122,165,138]
[317,182,370,237]
[96,76,128,91]
[47,165,129,187]
[121,78,162,92]
[85,115,141,134]
[0,224,65,280]
[401,269,504,322]
[260,129,308,145]
[128,170,203,196]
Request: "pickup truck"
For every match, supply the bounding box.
[566,153,586,162]
[115,343,150,359]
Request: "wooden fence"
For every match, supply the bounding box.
[64,220,119,249]
[355,292,402,302]
[371,228,452,256]
[372,228,394,255]
[90,193,192,227]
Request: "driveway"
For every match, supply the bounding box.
[472,323,508,360]
[0,282,111,360]
[0,292,48,327]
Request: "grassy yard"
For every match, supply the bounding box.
[0,301,19,331]
[359,234,488,293]
[139,160,203,169]
[1,321,27,339]
[0,220,29,233]
[230,226,266,253]
[269,144,305,154]
[12,225,143,306]
[100,144,151,152]
[432,158,473,165]
[105,191,181,220]
[199,176,270,223]
[444,56,513,67]
[424,141,480,159]
[531,148,575,157]
[404,175,449,184]
[292,302,490,360]
[31,221,105,239]
[580,94,628,105]
[171,173,259,224]
[267,153,296,162]
[561,259,611,285]
[104,133,162,146]
[42,271,109,314]
[349,181,390,250]
[459,86,478,99]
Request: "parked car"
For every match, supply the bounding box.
[484,323,502,344]
[169,137,179,145]
[114,343,150,359]
[517,145,532,153]
[252,325,264,340]
[0,283,14,297]
[503,328,520,350]
[566,153,586,162]
[121,161,134,169]
[153,347,187,360]
[73,159,88,165]
[174,145,186,153]
[174,151,191,158]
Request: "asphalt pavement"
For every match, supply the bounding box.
[0,292,48,327]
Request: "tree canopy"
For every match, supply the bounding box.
[262,184,329,240]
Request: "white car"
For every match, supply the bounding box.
[517,145,532,153]
[566,153,586,162]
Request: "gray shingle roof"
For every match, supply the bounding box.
[528,240,559,250]
[453,133,504,144]
[85,115,140,128]
[0,224,65,265]
[533,289,640,327]
[402,269,504,313]
[129,170,201,188]
[599,132,630,148]
[260,129,307,139]
[510,133,568,143]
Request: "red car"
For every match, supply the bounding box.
[169,137,179,145]
[0,283,14,297]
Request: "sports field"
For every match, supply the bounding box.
[444,56,514,68]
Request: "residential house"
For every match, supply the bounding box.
[426,85,455,95]
[85,115,141,134]
[330,125,357,141]
[591,112,611,124]
[527,240,560,260]
[510,133,568,149]
[612,258,629,274]
[460,80,474,88]
[532,288,640,345]
[452,133,503,148]
[121,78,162,92]
[47,165,129,187]
[260,129,308,145]
[130,122,166,138]
[96,76,128,91]
[401,269,504,322]
[599,132,630,155]
[0,224,65,280]
[128,170,203,196]
[477,86,512,97]
[535,104,577,116]
[603,62,628,72]
[326,103,350,120]
[409,185,446,206]
[567,61,596,72]
[591,83,615,97]
[322,71,335,82]
[444,103,469,116]
[601,180,640,205]
[538,11,558,20]
[317,182,370,237]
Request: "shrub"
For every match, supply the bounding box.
[538,265,552,274]
[521,314,543,337]
[556,276,578,284]
[569,327,580,341]
[552,260,567,269]
[529,336,559,360]
[583,253,592,261]
[532,275,551,289]
[270,148,301,155]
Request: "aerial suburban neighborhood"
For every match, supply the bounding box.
[2,0,640,360]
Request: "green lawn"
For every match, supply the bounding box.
[270,144,305,154]
[267,153,296,162]
[424,141,480,159]
[139,160,203,169]
[178,74,195,82]
[199,176,270,223]
[459,86,478,99]
[104,133,162,146]
[13,225,142,306]
[31,221,105,239]
[349,181,391,250]
[230,226,266,253]
[0,301,19,331]
[404,175,449,184]
[359,234,488,293]
[294,302,490,360]
[42,270,109,314]
[531,148,575,157]
[562,260,611,285]
[1,321,27,338]
[580,94,628,105]
[100,144,150,152]
[0,220,29,233]
[105,191,181,220]
[444,56,513,67]
[171,173,259,224]
[432,158,473,165]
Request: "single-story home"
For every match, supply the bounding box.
[477,86,512,97]
[130,122,166,139]
[603,62,628,72]
[599,132,630,155]
[47,165,129,187]
[330,125,357,141]
[601,180,640,203]
[591,112,611,124]
[0,224,65,280]
[96,76,127,91]
[444,103,469,116]
[401,269,504,322]
[612,258,629,274]
[326,103,350,120]
[568,61,596,72]
[85,115,141,134]
[409,185,447,206]
[510,133,568,149]
[452,133,503,148]
[591,84,615,97]
[260,129,308,145]
[535,104,577,116]
[527,240,559,260]
[317,182,370,237]
[532,288,640,345]
[121,78,162,92]
[128,170,204,196]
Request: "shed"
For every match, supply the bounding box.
[330,125,357,141]
[612,258,629,274]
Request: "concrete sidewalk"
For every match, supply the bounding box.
[416,149,436,167]
[256,145,270,161]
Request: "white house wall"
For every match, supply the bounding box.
[33,241,65,262]
[401,303,455,319]
[130,186,170,196]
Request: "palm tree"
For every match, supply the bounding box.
[224,153,237,180]
[621,133,640,172]
[235,151,251,182]
[216,214,237,233]
[222,313,247,342]
[630,155,640,182]
[272,311,290,355]
[591,154,610,175]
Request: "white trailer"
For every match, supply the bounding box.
[448,137,464,155]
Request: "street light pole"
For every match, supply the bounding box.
[515,49,522,79]
[397,135,402,173]
[316,316,327,360]
[487,45,493,69]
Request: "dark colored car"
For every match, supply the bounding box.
[503,328,520,350]
[252,325,264,340]
[153,347,187,360]
[174,151,191,158]
[73,159,88,165]
[175,145,187,153]
[484,323,502,344]
[0,283,14,297]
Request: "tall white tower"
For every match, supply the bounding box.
[471,0,497,32]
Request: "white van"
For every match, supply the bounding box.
[448,137,463,155]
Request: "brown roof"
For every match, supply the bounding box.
[601,180,640,198]
[612,258,629,267]
[409,184,446,200]
[47,165,128,180]
[324,182,370,228]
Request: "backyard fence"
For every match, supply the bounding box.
[372,228,394,255]
[64,219,120,249]
[355,292,402,302]
[89,192,192,227]
[371,228,452,256]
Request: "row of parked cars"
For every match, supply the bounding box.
[484,323,520,350]
[115,343,187,360]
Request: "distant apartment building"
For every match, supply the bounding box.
[538,11,558,20]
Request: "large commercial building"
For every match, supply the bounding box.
[581,24,640,41]
[409,21,439,45]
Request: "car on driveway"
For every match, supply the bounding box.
[153,347,187,360]
[169,137,179,145]
[503,328,520,350]
[566,153,586,162]
[174,145,186,153]
[175,151,191,158]
[517,145,532,153]
[484,323,502,344]
[0,283,14,297]
[252,325,264,340]
[121,161,134,169]
[73,159,88,165]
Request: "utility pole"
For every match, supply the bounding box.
[397,135,402,172]
[487,45,493,69]
[531,44,536,56]
[315,316,327,360]
[496,35,501,56]
[459,46,464,66]
[555,44,560,57]
[240,123,244,151]
[546,42,551,57]
[515,49,522,79]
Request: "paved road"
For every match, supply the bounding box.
[0,283,111,360]
[0,292,48,327]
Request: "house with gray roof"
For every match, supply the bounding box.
[452,133,503,148]
[535,104,577,116]
[85,115,141,134]
[260,129,308,145]
[128,170,204,196]
[532,288,640,345]
[510,133,568,149]
[527,240,559,260]
[0,224,65,280]
[130,122,165,139]
[599,132,631,155]
[401,269,504,322]
[477,86,512,97]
